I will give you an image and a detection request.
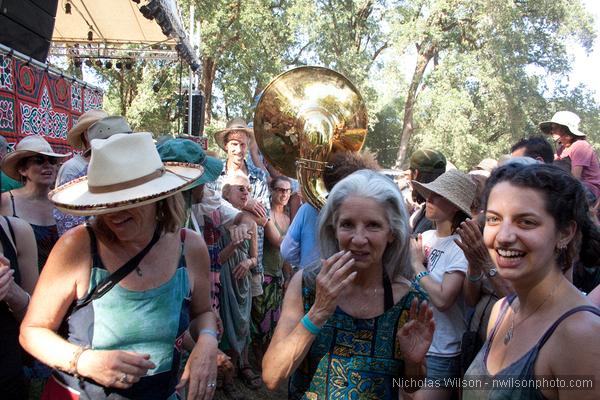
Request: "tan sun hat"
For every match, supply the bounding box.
[411,169,476,217]
[213,117,255,150]
[49,132,204,216]
[67,109,109,149]
[539,111,586,137]
[1,135,71,180]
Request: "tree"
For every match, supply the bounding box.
[389,0,596,167]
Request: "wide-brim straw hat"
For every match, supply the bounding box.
[539,111,586,137]
[1,135,71,180]
[49,132,204,216]
[67,109,109,149]
[411,169,476,217]
[214,117,255,150]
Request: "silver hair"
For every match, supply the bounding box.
[306,169,413,285]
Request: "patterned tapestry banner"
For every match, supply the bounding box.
[0,47,104,154]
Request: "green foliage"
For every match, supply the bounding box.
[83,0,599,172]
[366,97,404,168]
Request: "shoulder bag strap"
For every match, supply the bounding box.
[73,226,162,312]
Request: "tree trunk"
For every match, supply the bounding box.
[119,69,127,117]
[395,42,437,168]
[201,57,217,125]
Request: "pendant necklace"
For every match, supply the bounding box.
[504,278,562,346]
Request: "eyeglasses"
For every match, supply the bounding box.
[233,185,251,193]
[28,155,58,166]
[274,187,291,194]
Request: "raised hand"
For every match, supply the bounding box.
[409,235,426,275]
[244,198,267,220]
[455,219,493,274]
[309,251,357,325]
[76,349,156,389]
[396,299,435,365]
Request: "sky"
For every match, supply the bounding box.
[569,0,600,101]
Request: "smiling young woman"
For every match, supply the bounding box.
[463,163,600,400]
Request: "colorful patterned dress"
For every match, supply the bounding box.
[289,271,424,400]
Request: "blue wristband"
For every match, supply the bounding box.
[415,270,430,284]
[301,314,322,335]
[199,329,219,340]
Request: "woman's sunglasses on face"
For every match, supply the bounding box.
[28,155,59,166]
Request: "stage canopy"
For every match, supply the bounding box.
[50,0,199,67]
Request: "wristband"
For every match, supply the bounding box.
[300,314,322,335]
[415,271,430,284]
[467,271,484,282]
[69,345,91,379]
[199,328,219,340]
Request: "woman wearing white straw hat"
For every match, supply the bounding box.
[20,133,218,400]
[410,169,476,400]
[539,110,600,202]
[0,135,71,271]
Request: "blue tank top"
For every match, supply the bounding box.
[55,227,191,400]
[463,295,600,400]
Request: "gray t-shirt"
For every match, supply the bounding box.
[422,230,468,356]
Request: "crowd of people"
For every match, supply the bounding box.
[1,108,600,400]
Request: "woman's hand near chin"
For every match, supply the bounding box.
[308,250,357,326]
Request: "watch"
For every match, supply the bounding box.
[486,267,498,277]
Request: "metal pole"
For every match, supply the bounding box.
[187,4,194,136]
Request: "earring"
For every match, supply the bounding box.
[554,241,567,254]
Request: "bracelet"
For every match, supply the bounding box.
[300,314,322,335]
[467,271,484,282]
[199,328,219,340]
[414,271,430,285]
[69,345,91,379]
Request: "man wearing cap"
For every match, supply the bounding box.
[56,109,108,187]
[0,135,23,192]
[539,110,600,201]
[209,118,271,292]
[407,148,447,234]
[54,114,132,235]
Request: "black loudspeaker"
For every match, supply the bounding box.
[0,0,59,62]
[183,93,206,136]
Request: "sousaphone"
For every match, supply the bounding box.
[253,66,368,209]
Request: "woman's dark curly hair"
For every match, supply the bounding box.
[482,163,600,270]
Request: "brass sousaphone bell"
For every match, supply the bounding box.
[254,66,368,209]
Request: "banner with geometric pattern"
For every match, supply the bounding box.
[0,47,103,154]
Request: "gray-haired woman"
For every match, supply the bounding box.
[263,169,434,399]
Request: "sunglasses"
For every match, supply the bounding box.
[274,187,291,194]
[28,155,59,166]
[233,185,251,193]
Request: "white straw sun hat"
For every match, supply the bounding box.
[1,135,71,180]
[49,132,204,216]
